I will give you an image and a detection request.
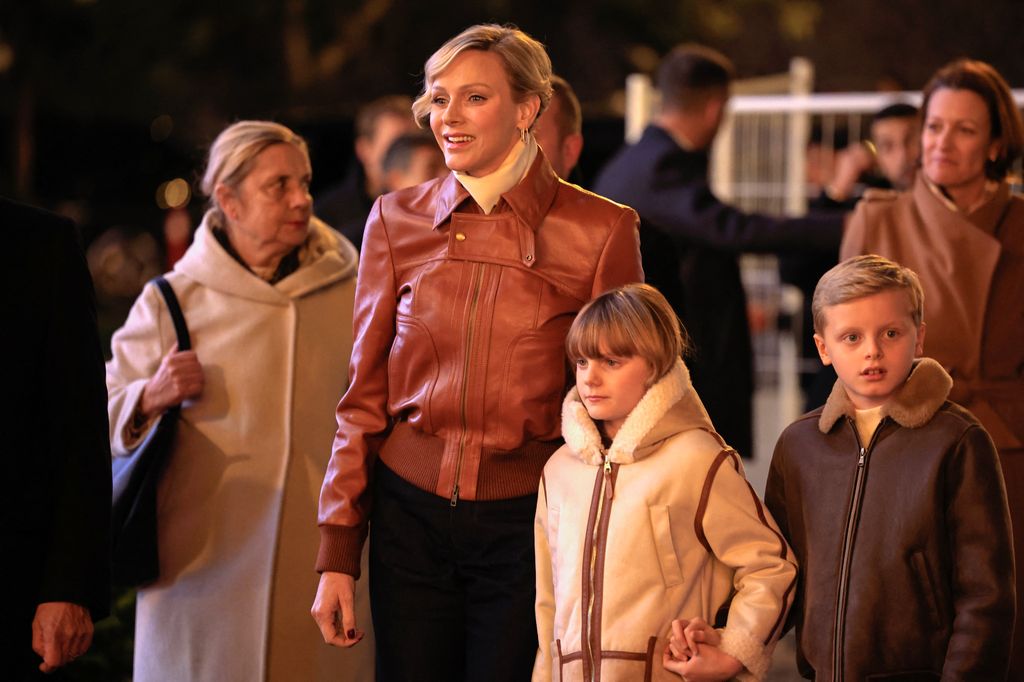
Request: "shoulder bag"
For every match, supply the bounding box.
[111,276,190,587]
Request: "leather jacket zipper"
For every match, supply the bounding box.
[451,264,485,507]
[831,420,884,681]
[585,455,614,681]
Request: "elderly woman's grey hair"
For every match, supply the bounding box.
[200,120,308,213]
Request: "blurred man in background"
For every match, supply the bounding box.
[315,95,416,250]
[532,75,584,181]
[380,131,447,193]
[594,44,844,459]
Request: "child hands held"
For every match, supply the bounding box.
[663,617,743,681]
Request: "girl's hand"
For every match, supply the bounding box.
[662,617,743,681]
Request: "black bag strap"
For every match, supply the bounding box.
[153,276,191,351]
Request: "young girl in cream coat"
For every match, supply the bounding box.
[533,284,797,682]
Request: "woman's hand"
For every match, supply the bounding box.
[311,571,365,648]
[139,343,204,418]
[662,617,743,681]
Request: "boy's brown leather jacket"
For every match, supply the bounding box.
[317,153,643,577]
[766,358,1015,681]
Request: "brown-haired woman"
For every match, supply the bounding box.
[311,23,643,681]
[842,58,1024,677]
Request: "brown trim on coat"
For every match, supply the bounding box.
[580,465,606,681]
[694,450,732,553]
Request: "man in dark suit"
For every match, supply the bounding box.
[594,45,845,459]
[1,197,111,679]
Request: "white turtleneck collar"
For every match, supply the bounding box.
[454,136,538,214]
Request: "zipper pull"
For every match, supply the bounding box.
[603,456,613,500]
[858,447,865,467]
[450,484,460,507]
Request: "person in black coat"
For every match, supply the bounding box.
[593,44,845,459]
[1,197,111,679]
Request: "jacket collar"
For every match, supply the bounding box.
[175,209,357,304]
[431,148,560,231]
[818,357,953,434]
[562,359,724,466]
[915,174,1012,238]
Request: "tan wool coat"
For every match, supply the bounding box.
[106,212,374,681]
[534,360,797,682]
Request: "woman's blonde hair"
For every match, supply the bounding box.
[812,255,924,334]
[411,24,553,129]
[922,59,1024,181]
[566,283,690,386]
[200,120,309,213]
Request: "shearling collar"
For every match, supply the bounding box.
[818,357,953,434]
[561,359,723,466]
[431,146,559,231]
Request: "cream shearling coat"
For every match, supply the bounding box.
[106,212,374,681]
[534,360,797,682]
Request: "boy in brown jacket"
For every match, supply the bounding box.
[765,255,1014,680]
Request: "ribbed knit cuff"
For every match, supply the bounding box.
[316,524,368,578]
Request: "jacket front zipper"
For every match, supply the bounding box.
[451,264,485,506]
[831,420,884,681]
[584,455,615,681]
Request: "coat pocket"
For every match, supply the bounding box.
[648,505,683,587]
[910,551,946,629]
[387,314,440,429]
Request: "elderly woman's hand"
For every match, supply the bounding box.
[140,343,204,418]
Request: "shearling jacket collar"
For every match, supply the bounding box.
[819,357,953,434]
[176,209,357,304]
[561,359,724,466]
[431,147,560,231]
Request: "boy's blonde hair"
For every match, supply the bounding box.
[812,255,924,333]
[566,283,689,385]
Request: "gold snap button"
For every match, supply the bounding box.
[525,254,534,262]
[455,232,466,241]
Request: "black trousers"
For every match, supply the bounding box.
[369,461,538,682]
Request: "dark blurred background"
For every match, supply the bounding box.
[3,0,1023,245]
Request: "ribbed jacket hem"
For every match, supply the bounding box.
[380,422,560,500]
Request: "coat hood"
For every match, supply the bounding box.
[819,357,953,433]
[561,358,726,466]
[175,209,358,304]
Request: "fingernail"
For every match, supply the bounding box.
[346,629,356,639]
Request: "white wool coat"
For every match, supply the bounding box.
[534,360,797,682]
[106,212,374,681]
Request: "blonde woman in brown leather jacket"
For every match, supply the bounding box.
[310,24,643,682]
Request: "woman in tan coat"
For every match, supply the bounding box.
[841,58,1024,677]
[106,121,373,681]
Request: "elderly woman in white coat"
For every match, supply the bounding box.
[106,120,373,682]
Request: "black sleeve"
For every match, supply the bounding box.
[35,217,112,620]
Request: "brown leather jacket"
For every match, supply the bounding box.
[317,152,643,576]
[765,359,1015,681]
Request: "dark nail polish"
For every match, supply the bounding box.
[346,629,356,639]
